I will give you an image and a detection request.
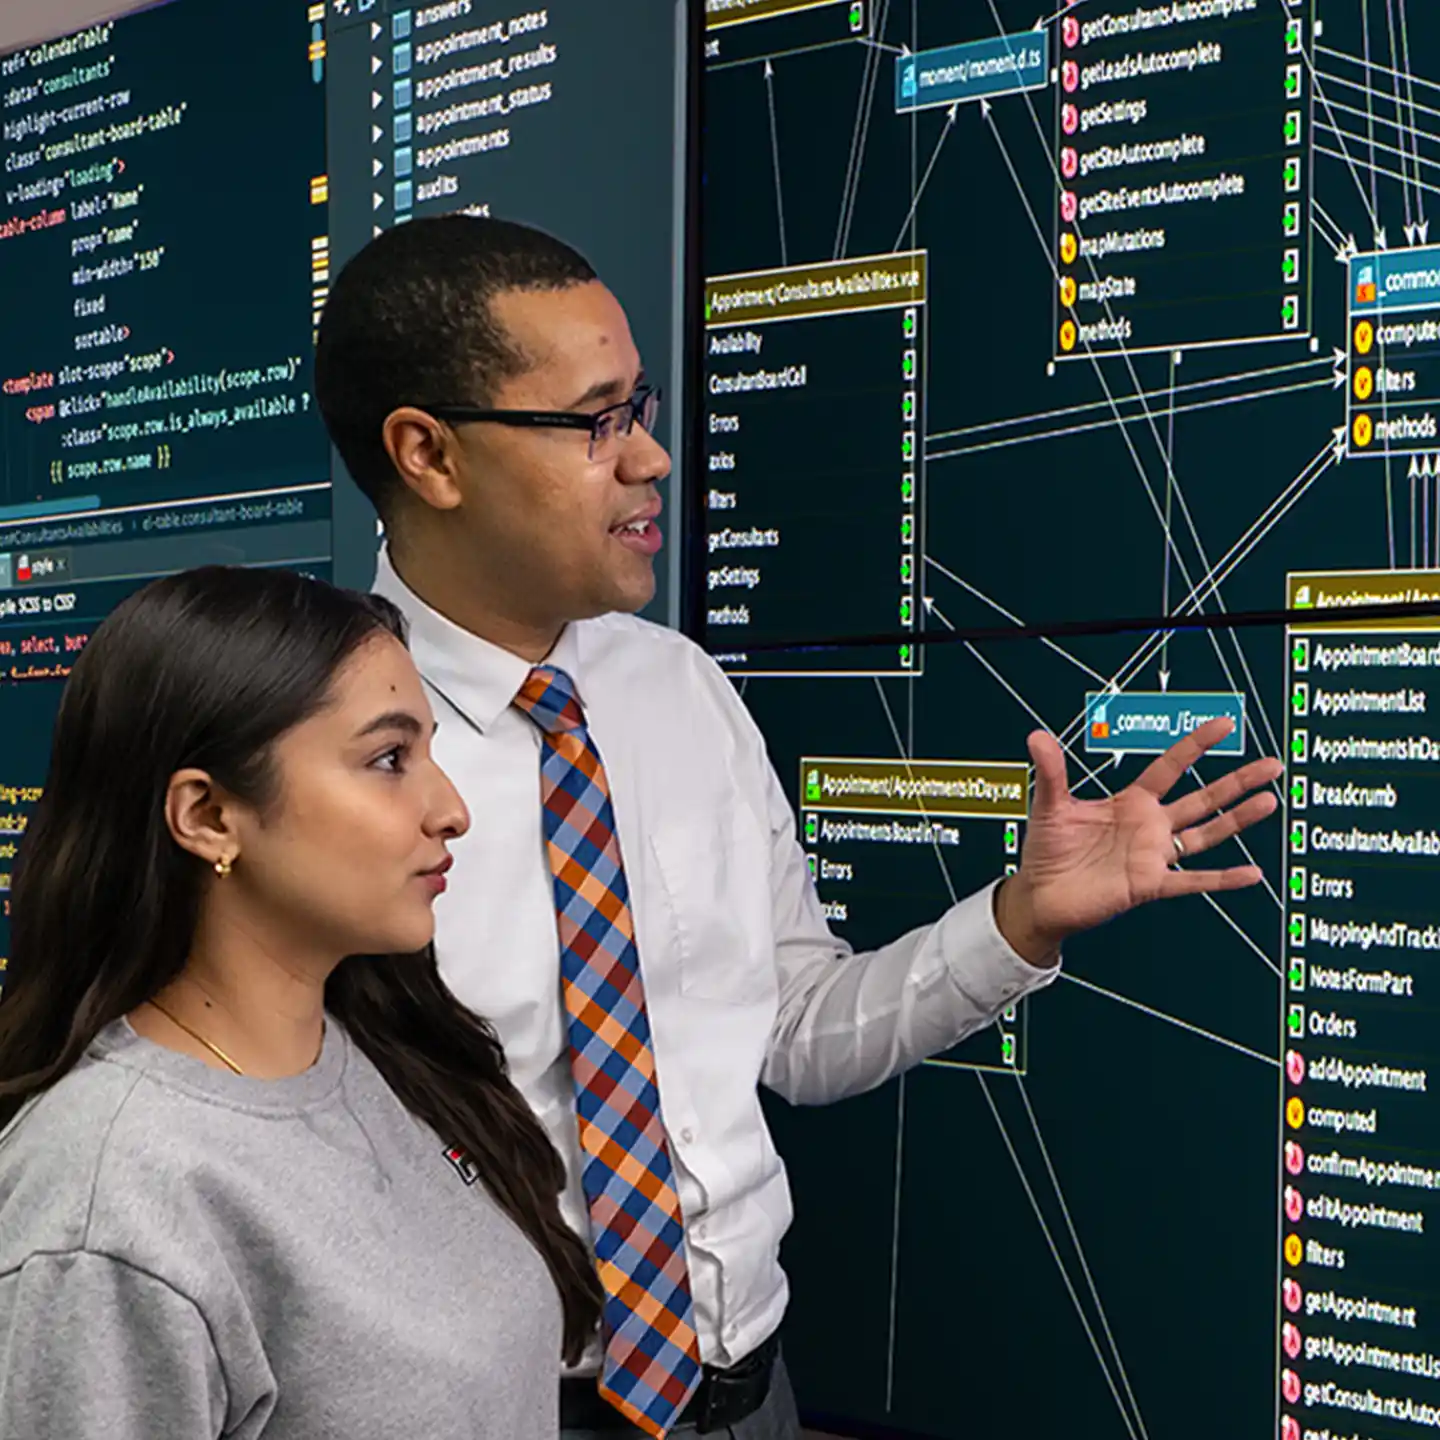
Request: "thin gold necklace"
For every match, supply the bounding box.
[146,997,245,1075]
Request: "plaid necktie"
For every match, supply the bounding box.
[513,665,702,1438]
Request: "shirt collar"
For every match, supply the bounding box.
[372,546,586,734]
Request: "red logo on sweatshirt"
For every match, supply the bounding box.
[443,1145,480,1186]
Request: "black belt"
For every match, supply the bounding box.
[559,1330,780,1434]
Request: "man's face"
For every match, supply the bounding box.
[449,280,670,625]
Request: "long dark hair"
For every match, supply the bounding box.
[0,566,600,1361]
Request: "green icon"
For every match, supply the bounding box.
[900,596,914,626]
[1285,110,1302,146]
[1001,1033,1016,1066]
[1282,295,1299,328]
[1287,1003,1306,1037]
[848,0,864,31]
[901,514,914,544]
[1290,821,1307,854]
[704,296,712,321]
[804,813,818,844]
[1004,862,1019,877]
[1292,638,1310,671]
[1285,63,1302,99]
[1286,18,1302,53]
[1289,866,1307,898]
[1291,776,1308,808]
[902,307,916,338]
[1284,157,1301,192]
[1283,249,1300,284]
[1292,682,1309,716]
[1284,201,1301,236]
[1294,585,1313,608]
[1003,1004,1017,1023]
[899,643,914,667]
[1289,956,1306,991]
[1292,729,1309,762]
[1004,820,1020,854]
[806,853,818,879]
[1289,915,1305,945]
[902,349,916,379]
[901,433,915,462]
[901,474,915,503]
[902,392,916,422]
[805,768,821,803]
[901,554,914,583]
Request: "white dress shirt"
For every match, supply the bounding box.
[373,550,1059,1372]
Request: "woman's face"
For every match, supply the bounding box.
[226,632,469,963]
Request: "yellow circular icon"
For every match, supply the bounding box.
[1285,1233,1303,1267]
[1059,319,1077,353]
[1060,275,1077,308]
[1061,232,1078,265]
[1353,413,1373,447]
[1287,1097,1305,1129]
[1355,319,1375,355]
[1354,366,1374,401]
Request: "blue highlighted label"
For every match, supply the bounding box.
[896,31,1049,113]
[1350,245,1440,315]
[1084,692,1245,756]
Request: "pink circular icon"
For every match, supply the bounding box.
[1287,1049,1305,1086]
[1061,190,1078,223]
[1061,147,1078,179]
[1062,59,1079,93]
[1282,1415,1301,1440]
[1285,1185,1304,1222]
[1285,1140,1305,1176]
[1282,1369,1301,1405]
[1062,15,1080,47]
[1283,1321,1302,1360]
[1283,1278,1303,1314]
[1062,103,1079,136]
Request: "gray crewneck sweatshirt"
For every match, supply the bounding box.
[0,1015,562,1439]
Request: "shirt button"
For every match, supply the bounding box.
[680,1128,695,1144]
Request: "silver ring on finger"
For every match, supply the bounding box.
[1171,833,1186,869]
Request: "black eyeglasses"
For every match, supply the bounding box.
[420,384,662,462]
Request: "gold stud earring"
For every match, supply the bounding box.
[214,856,233,878]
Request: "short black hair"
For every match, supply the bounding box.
[314,214,597,517]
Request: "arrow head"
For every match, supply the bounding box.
[1332,367,1347,390]
[372,123,383,143]
[1421,220,1431,243]
[372,191,383,211]
[1375,227,1389,250]
[1335,235,1358,263]
[922,595,934,613]
[1407,222,1419,246]
[370,19,381,38]
[371,89,383,109]
[1332,423,1348,461]
[371,53,383,74]
[373,156,384,176]
[1159,670,1171,692]
[1332,346,1347,367]
[764,58,773,78]
[900,43,911,56]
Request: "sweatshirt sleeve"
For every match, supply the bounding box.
[0,1250,230,1439]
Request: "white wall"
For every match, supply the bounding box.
[0,0,147,53]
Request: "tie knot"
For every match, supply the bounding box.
[514,665,586,735]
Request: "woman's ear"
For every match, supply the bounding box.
[164,768,241,872]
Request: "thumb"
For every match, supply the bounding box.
[1027,730,1070,817]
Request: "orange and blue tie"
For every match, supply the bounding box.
[514,665,702,1438]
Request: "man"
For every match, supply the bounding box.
[314,215,1281,1440]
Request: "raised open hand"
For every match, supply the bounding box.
[995,717,1283,963]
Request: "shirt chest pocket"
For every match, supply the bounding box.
[646,803,777,1007]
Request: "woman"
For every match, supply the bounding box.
[0,566,600,1438]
